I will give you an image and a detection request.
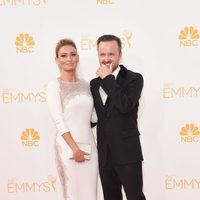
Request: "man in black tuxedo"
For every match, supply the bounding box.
[90,35,146,200]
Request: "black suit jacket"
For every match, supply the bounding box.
[90,65,144,166]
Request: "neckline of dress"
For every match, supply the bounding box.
[58,78,81,84]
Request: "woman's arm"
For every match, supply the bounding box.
[46,80,88,162]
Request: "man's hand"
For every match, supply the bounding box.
[96,63,112,79]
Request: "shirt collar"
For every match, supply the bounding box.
[112,66,120,78]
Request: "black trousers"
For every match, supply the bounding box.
[99,148,146,200]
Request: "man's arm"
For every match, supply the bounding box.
[101,73,143,114]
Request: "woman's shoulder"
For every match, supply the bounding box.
[48,78,60,85]
[79,79,91,90]
[79,78,89,85]
[46,78,60,90]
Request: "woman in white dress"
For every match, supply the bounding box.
[46,38,98,200]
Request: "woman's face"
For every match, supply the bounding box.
[56,45,79,72]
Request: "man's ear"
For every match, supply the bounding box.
[119,51,122,60]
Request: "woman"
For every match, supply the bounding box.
[46,38,98,200]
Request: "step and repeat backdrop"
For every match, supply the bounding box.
[0,0,200,200]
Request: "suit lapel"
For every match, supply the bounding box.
[93,78,104,109]
[116,65,127,86]
[104,96,110,108]
[93,80,111,110]
[104,65,128,117]
[95,90,104,108]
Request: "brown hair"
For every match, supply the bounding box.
[97,34,122,53]
[55,38,77,58]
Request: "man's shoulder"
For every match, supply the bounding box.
[119,65,142,79]
[128,70,143,78]
[122,67,143,81]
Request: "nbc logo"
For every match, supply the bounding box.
[180,123,200,142]
[179,26,200,47]
[15,33,35,53]
[20,128,40,147]
[97,0,114,4]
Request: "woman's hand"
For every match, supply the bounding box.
[72,149,90,162]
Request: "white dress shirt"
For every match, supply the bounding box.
[99,66,120,104]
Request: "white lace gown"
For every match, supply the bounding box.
[46,78,98,200]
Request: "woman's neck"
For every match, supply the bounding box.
[59,71,78,82]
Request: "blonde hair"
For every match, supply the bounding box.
[55,38,77,58]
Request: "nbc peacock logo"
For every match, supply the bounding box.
[179,26,200,47]
[180,123,200,142]
[15,33,36,53]
[20,128,40,147]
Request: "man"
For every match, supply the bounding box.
[90,34,146,200]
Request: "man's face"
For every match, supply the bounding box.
[97,40,121,72]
